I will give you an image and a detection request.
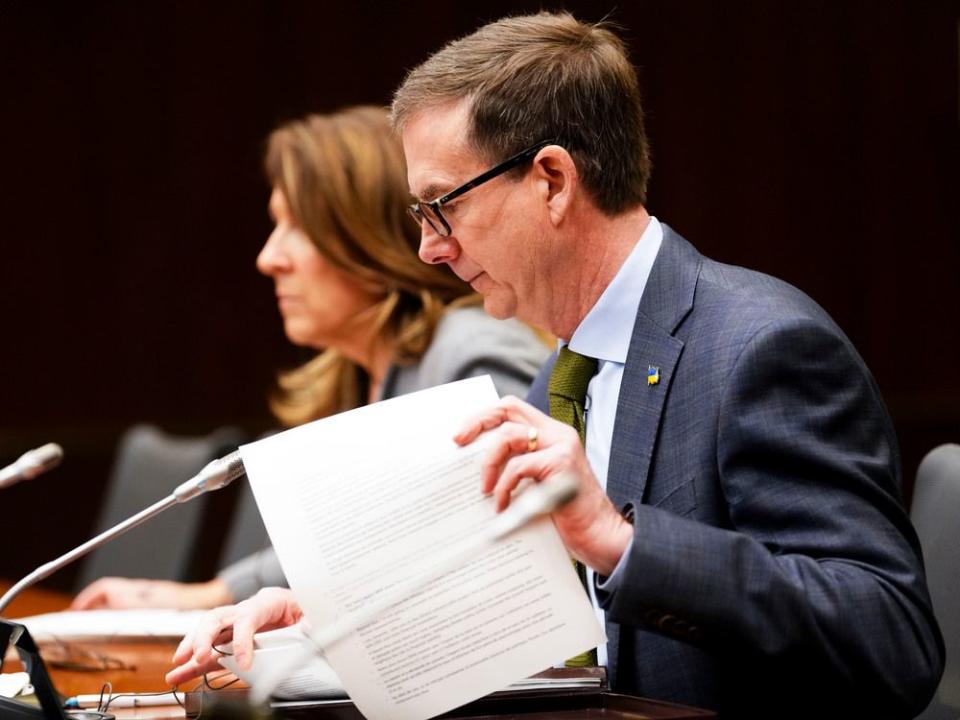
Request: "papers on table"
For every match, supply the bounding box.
[219,615,603,702]
[218,624,346,700]
[239,376,605,720]
[15,609,204,642]
[496,675,604,692]
[0,672,32,699]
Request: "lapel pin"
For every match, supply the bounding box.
[647,365,660,386]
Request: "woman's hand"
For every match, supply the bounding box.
[70,577,234,611]
[165,588,303,687]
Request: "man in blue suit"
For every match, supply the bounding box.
[394,11,944,717]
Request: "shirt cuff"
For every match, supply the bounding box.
[593,503,635,607]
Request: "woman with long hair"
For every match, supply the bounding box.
[71,106,548,611]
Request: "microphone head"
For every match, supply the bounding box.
[20,442,64,479]
[173,451,247,502]
[213,451,247,489]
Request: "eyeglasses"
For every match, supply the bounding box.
[43,637,136,672]
[408,139,556,237]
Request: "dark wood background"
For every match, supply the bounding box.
[1,1,957,590]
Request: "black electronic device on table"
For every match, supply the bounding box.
[0,619,113,720]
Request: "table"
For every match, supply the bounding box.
[2,582,714,719]
[2,581,194,718]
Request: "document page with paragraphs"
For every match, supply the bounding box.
[239,376,604,720]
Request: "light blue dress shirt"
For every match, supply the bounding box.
[562,215,663,666]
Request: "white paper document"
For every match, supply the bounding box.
[16,609,205,642]
[0,672,32,699]
[239,376,605,720]
[219,625,346,700]
[218,623,603,702]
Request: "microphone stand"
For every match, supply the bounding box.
[0,451,246,720]
[0,451,245,615]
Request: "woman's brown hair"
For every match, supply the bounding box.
[264,106,473,425]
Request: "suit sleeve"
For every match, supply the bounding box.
[597,318,943,715]
[217,546,287,601]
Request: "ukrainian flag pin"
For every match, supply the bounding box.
[647,365,660,386]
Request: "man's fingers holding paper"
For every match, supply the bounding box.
[456,395,632,576]
[166,614,231,687]
[479,420,548,495]
[165,588,303,686]
[458,396,589,502]
[169,605,236,671]
[454,395,541,445]
[164,654,223,688]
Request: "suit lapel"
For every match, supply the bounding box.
[606,226,700,507]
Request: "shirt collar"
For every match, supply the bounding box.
[565,216,663,364]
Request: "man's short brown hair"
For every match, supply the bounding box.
[392,12,651,215]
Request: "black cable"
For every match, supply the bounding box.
[204,670,242,691]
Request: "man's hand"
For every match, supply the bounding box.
[71,577,234,611]
[165,587,302,687]
[455,395,633,576]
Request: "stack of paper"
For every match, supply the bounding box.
[218,624,604,702]
[16,609,204,642]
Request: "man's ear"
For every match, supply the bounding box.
[531,146,578,226]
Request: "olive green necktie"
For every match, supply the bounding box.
[548,346,599,668]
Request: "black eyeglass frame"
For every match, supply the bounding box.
[408,139,557,237]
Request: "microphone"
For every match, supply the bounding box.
[250,474,579,704]
[0,443,64,489]
[173,451,247,502]
[0,451,246,615]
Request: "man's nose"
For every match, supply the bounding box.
[418,226,460,265]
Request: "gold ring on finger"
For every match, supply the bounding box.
[527,426,539,453]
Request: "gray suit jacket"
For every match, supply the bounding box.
[219,306,548,599]
[528,226,943,717]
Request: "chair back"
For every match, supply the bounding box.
[912,443,960,720]
[74,424,246,590]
